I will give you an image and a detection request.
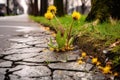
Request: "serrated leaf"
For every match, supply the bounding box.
[56,31,62,48]
[48,37,56,48]
[48,43,56,48]
[50,37,53,44]
[56,31,66,48]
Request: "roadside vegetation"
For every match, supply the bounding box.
[29,15,120,53]
[29,15,86,31]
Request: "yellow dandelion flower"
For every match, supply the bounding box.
[81,52,87,58]
[72,11,81,20]
[48,5,57,13]
[92,57,98,64]
[102,65,111,74]
[44,12,54,20]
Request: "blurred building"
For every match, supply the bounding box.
[0,0,24,16]
[67,0,91,14]
[48,0,91,14]
[0,1,6,16]
[11,0,24,15]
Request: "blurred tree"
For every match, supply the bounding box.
[64,0,68,14]
[13,0,19,15]
[54,0,65,16]
[33,0,39,16]
[81,0,87,14]
[40,0,48,16]
[86,0,120,22]
[27,0,38,16]
[27,0,34,15]
[6,0,10,15]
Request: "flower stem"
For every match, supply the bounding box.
[68,20,74,40]
[52,12,64,27]
[66,20,74,48]
[49,20,57,32]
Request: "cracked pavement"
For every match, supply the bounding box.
[0,15,105,80]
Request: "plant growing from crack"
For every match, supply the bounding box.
[45,5,81,52]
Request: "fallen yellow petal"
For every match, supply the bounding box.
[102,65,111,74]
[81,52,87,58]
[77,60,83,64]
[92,57,98,64]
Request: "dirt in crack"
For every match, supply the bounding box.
[4,69,10,80]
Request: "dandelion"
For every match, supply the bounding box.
[81,52,87,58]
[72,11,81,20]
[44,12,54,20]
[92,57,98,64]
[48,5,57,13]
[102,65,112,74]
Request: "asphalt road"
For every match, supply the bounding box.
[0,14,40,51]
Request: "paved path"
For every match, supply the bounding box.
[0,14,41,50]
[0,15,104,80]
